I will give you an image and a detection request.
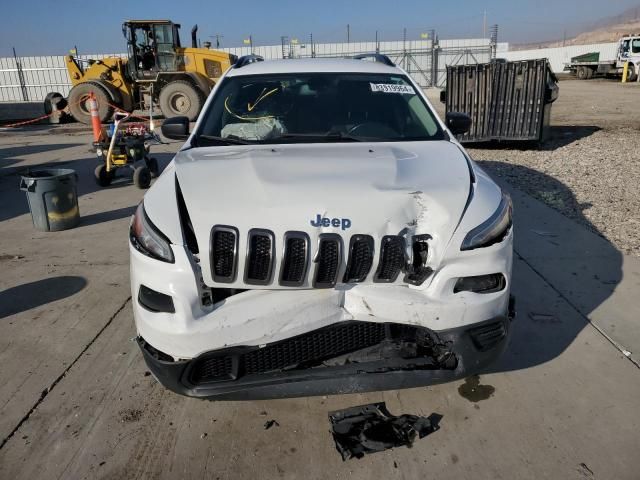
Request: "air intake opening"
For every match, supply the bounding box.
[280,232,310,286]
[404,235,433,286]
[343,235,374,283]
[374,236,406,283]
[210,226,238,283]
[244,229,275,285]
[314,234,343,288]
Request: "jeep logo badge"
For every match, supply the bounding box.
[310,214,352,231]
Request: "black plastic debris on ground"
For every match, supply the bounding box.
[264,419,279,430]
[328,402,442,460]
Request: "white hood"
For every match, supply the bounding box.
[174,141,471,288]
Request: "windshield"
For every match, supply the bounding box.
[196,72,445,144]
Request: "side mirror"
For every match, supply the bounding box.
[161,116,190,140]
[445,112,472,135]
[439,90,446,103]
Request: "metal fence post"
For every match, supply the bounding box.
[12,47,29,101]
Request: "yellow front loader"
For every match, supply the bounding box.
[54,20,236,124]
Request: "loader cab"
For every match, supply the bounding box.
[123,20,183,79]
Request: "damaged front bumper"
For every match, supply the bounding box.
[138,306,514,400]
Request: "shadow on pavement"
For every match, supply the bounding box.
[479,161,623,373]
[79,206,137,227]
[462,125,601,151]
[0,276,87,319]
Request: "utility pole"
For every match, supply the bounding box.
[483,10,487,38]
[310,33,315,57]
[402,27,407,70]
[250,35,253,53]
[209,34,223,48]
[281,36,289,59]
[347,24,350,43]
[375,30,379,53]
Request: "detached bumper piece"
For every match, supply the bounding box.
[329,402,441,460]
[138,316,511,400]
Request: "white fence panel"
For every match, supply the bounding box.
[0,39,509,102]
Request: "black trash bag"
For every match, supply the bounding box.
[328,402,442,460]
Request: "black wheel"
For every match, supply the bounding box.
[133,166,151,189]
[94,164,113,187]
[146,157,159,178]
[44,92,66,115]
[585,67,594,79]
[68,82,114,124]
[158,80,204,121]
[576,66,588,80]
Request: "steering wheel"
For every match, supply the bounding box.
[347,122,398,138]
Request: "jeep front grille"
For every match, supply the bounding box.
[211,226,238,283]
[208,227,423,288]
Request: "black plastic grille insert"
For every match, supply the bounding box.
[375,236,406,282]
[245,230,274,284]
[343,235,374,283]
[211,226,238,282]
[280,233,309,286]
[189,322,389,384]
[314,234,342,288]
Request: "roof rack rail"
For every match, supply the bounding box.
[234,54,264,69]
[350,53,395,67]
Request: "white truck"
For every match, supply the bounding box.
[565,35,640,81]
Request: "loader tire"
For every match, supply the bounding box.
[158,80,203,121]
[44,92,66,115]
[68,82,114,124]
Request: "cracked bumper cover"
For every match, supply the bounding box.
[138,311,513,400]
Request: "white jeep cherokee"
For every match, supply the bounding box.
[130,54,514,399]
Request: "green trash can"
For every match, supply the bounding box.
[20,168,80,232]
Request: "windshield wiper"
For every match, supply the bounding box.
[194,134,254,146]
[268,132,366,143]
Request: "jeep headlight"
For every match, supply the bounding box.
[461,192,512,250]
[130,203,174,263]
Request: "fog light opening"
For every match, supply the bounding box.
[138,284,176,313]
[454,274,505,294]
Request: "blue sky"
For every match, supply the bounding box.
[3,0,639,56]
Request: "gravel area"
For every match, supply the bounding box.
[468,127,640,256]
[426,80,640,257]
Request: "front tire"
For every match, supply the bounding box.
[158,80,203,121]
[68,82,114,124]
[94,164,113,187]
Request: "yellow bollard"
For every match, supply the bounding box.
[622,61,629,83]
